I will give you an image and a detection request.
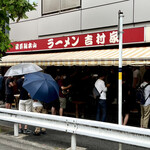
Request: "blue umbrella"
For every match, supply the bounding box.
[23,72,59,103]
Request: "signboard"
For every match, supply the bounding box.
[7,27,144,53]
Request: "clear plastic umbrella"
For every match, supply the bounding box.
[4,63,43,77]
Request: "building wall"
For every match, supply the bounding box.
[38,11,81,37]
[134,0,150,23]
[82,0,133,30]
[10,19,38,42]
[9,0,150,42]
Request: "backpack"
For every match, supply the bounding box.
[92,86,102,100]
[136,83,150,105]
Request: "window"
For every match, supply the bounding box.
[43,0,60,14]
[28,0,38,4]
[42,0,81,15]
[61,0,80,11]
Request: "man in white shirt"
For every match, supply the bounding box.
[95,71,110,122]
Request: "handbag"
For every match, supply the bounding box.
[62,90,69,95]
[92,86,102,100]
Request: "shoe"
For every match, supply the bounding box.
[41,131,46,134]
[0,101,4,105]
[33,131,41,136]
[112,98,117,104]
[18,128,23,134]
[23,129,31,134]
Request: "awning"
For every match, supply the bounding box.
[0,47,150,66]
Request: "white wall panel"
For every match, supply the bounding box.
[82,0,129,9]
[82,0,133,30]
[22,9,39,21]
[10,20,38,41]
[38,11,80,36]
[134,0,150,23]
[10,9,39,24]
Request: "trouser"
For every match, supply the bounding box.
[96,99,107,122]
[19,99,32,112]
[140,104,150,128]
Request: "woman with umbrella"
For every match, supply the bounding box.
[4,63,43,110]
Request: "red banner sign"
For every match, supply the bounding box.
[7,27,144,53]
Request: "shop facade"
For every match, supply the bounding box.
[1,0,150,66]
[1,0,150,120]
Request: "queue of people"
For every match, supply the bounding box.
[0,65,149,134]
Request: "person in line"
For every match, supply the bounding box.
[32,100,47,135]
[131,67,141,112]
[51,73,60,115]
[17,76,32,134]
[51,73,71,116]
[58,73,71,116]
[0,73,4,103]
[140,70,150,128]
[5,76,15,109]
[95,71,110,122]
[51,98,60,115]
[122,75,132,125]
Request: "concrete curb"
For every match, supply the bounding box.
[0,133,56,150]
[66,147,87,150]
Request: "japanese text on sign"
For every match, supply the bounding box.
[47,31,119,49]
[8,27,144,53]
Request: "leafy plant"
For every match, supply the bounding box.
[0,0,36,57]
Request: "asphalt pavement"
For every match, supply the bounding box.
[0,143,20,150]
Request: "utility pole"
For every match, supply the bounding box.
[118,10,124,150]
[118,10,124,125]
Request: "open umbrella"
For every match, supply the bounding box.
[4,63,43,77]
[23,72,59,103]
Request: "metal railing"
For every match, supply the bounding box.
[0,108,150,149]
